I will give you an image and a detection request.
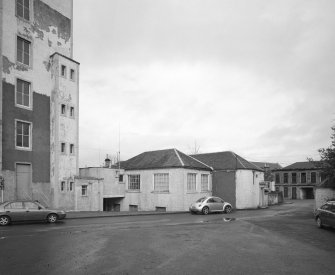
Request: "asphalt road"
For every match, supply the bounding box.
[1,200,334,275]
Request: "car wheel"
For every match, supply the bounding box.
[0,216,11,226]
[225,205,232,213]
[316,217,323,228]
[47,213,58,223]
[202,206,209,215]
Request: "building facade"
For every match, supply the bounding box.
[192,151,265,209]
[0,0,79,208]
[274,162,322,200]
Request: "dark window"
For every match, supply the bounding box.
[128,175,140,190]
[70,182,74,191]
[292,173,297,184]
[17,37,30,66]
[70,107,75,117]
[70,144,75,154]
[283,173,288,184]
[284,187,288,198]
[70,69,75,80]
[16,79,30,107]
[119,174,124,182]
[61,143,66,153]
[61,65,66,77]
[16,0,30,21]
[301,173,306,183]
[61,181,65,191]
[16,121,31,148]
[275,173,280,184]
[82,185,88,196]
[311,172,316,183]
[61,104,66,115]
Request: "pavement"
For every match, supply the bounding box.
[65,199,306,219]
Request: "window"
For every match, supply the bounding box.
[61,65,66,77]
[16,79,30,107]
[201,174,209,191]
[61,104,66,115]
[17,37,30,66]
[5,202,24,209]
[284,187,288,198]
[61,142,66,153]
[154,173,169,192]
[283,173,288,184]
[70,107,75,117]
[275,173,280,184]
[16,0,30,21]
[301,173,306,183]
[24,202,39,209]
[70,144,75,154]
[311,172,316,183]
[128,175,140,190]
[70,182,74,191]
[187,173,197,192]
[61,181,65,191]
[292,173,297,184]
[82,185,88,196]
[119,174,124,182]
[16,120,31,149]
[70,69,75,80]
[129,205,138,211]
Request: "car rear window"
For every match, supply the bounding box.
[196,197,206,203]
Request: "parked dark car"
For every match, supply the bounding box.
[314,201,335,229]
[0,201,66,226]
[189,196,233,215]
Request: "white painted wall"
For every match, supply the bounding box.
[235,170,264,209]
[123,168,212,211]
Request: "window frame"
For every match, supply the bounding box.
[128,174,140,191]
[201,174,209,191]
[291,173,297,184]
[61,181,65,192]
[81,185,88,196]
[69,106,75,118]
[69,144,75,155]
[301,172,307,184]
[15,78,32,109]
[70,69,75,81]
[311,172,317,184]
[16,0,31,21]
[283,173,288,184]
[61,104,67,116]
[153,173,169,193]
[15,119,32,150]
[187,173,197,192]
[60,64,67,78]
[16,36,31,67]
[60,142,66,154]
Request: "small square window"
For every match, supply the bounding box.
[61,104,66,115]
[70,144,75,154]
[70,107,75,117]
[61,142,66,153]
[61,65,66,77]
[61,181,65,191]
[70,69,75,81]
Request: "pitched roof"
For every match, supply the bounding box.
[251,162,282,171]
[278,161,322,171]
[191,151,263,171]
[122,149,212,171]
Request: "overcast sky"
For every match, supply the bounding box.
[73,0,335,168]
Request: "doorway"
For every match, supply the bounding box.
[16,163,32,200]
[103,198,121,211]
[292,187,297,199]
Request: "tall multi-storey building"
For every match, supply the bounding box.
[0,0,79,209]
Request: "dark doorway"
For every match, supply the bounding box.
[302,188,314,199]
[103,198,121,211]
[292,187,297,199]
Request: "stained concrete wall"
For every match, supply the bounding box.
[123,168,212,211]
[235,170,264,209]
[315,188,335,209]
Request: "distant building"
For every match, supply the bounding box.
[192,152,265,209]
[0,0,79,208]
[274,162,322,200]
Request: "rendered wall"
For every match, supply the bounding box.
[235,170,264,209]
[123,168,212,211]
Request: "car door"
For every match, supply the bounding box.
[206,198,215,212]
[24,202,46,221]
[212,197,223,212]
[329,204,335,227]
[4,202,25,221]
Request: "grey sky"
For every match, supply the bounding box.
[73,0,335,167]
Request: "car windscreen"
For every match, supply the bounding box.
[196,197,206,203]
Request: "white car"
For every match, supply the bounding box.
[189,196,233,215]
